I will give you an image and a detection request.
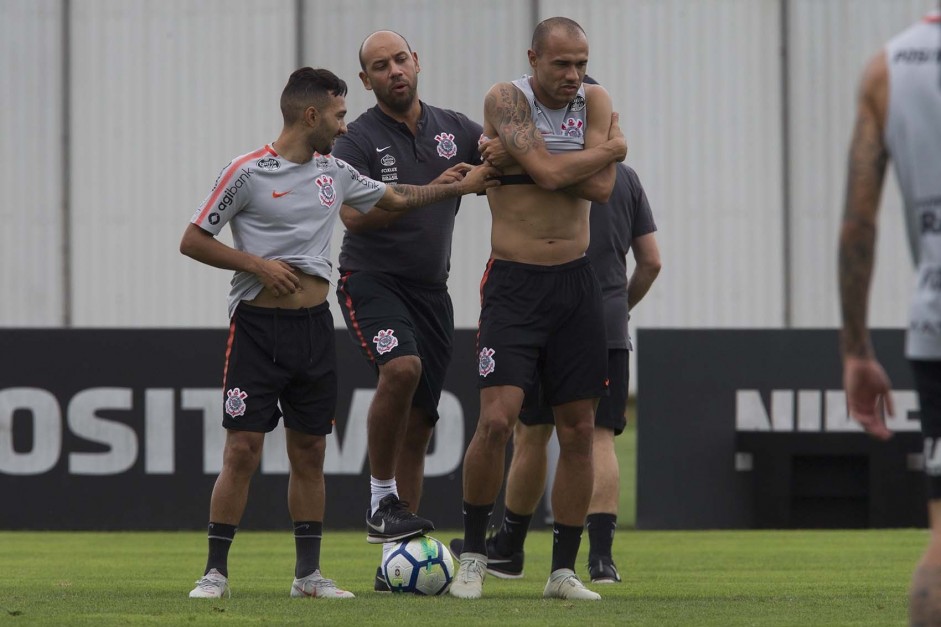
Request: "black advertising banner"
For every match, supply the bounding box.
[636,329,925,530]
[0,330,481,530]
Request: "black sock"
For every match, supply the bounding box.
[462,502,494,555]
[495,508,532,555]
[205,522,237,577]
[586,513,617,560]
[294,520,323,579]
[550,522,583,573]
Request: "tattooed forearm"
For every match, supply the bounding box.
[387,183,461,210]
[484,84,544,154]
[838,103,889,358]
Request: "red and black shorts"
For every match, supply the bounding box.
[476,257,608,406]
[336,271,454,424]
[221,301,337,436]
[521,349,629,435]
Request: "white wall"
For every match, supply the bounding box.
[1,0,937,331]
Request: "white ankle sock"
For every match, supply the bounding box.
[370,476,398,515]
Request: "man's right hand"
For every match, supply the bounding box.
[842,355,895,440]
[608,112,628,162]
[254,259,301,296]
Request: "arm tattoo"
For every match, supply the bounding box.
[484,85,545,154]
[838,105,888,358]
[388,183,460,209]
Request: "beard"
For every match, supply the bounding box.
[378,83,417,114]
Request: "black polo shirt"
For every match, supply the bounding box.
[333,102,483,285]
[587,164,657,350]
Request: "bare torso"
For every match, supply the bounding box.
[247,270,329,309]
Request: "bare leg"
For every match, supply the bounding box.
[462,386,524,505]
[395,407,434,511]
[367,355,421,480]
[209,430,264,524]
[587,427,619,515]
[505,422,554,515]
[550,399,595,526]
[910,500,941,626]
[285,430,327,521]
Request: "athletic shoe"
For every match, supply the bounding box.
[366,494,434,544]
[543,569,601,601]
[374,565,391,593]
[290,570,355,599]
[188,568,230,599]
[588,556,622,584]
[448,535,524,579]
[449,552,487,599]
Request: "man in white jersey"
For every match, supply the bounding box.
[180,67,496,600]
[450,17,627,601]
[838,10,941,624]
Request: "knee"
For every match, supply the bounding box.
[477,414,515,446]
[556,419,595,456]
[379,356,422,390]
[223,434,263,475]
[288,434,326,469]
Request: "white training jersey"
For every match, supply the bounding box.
[191,144,387,318]
[511,75,587,153]
[884,13,941,358]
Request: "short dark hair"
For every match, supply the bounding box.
[358,30,413,71]
[582,75,599,85]
[531,17,586,55]
[280,67,348,124]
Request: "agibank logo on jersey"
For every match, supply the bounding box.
[478,347,496,377]
[561,118,584,138]
[434,132,457,159]
[225,387,248,418]
[373,329,398,355]
[315,175,336,207]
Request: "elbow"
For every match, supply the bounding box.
[179,235,195,259]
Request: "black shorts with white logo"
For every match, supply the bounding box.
[476,257,608,406]
[336,271,454,424]
[912,360,941,499]
[221,301,336,436]
[520,349,629,435]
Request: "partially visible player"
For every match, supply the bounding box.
[837,9,941,625]
[181,66,496,600]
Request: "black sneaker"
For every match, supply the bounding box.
[587,556,621,584]
[366,494,434,544]
[448,535,524,579]
[374,565,390,593]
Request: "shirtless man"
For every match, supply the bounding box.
[449,17,627,601]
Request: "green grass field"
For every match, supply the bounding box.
[0,420,927,625]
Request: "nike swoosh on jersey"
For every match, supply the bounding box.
[367,520,386,533]
[272,190,291,198]
[376,146,391,152]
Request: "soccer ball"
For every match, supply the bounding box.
[382,535,454,595]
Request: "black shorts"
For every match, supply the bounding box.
[476,257,608,406]
[221,301,337,436]
[336,271,454,423]
[520,349,629,435]
[912,360,941,499]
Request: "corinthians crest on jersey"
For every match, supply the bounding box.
[434,132,457,159]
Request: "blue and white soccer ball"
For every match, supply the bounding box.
[382,535,455,595]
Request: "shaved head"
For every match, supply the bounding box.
[531,16,586,55]
[358,30,413,71]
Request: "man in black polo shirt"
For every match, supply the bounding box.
[332,30,483,591]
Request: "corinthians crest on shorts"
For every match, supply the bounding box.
[478,347,495,377]
[225,387,248,418]
[434,132,457,159]
[315,174,336,207]
[373,329,399,355]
